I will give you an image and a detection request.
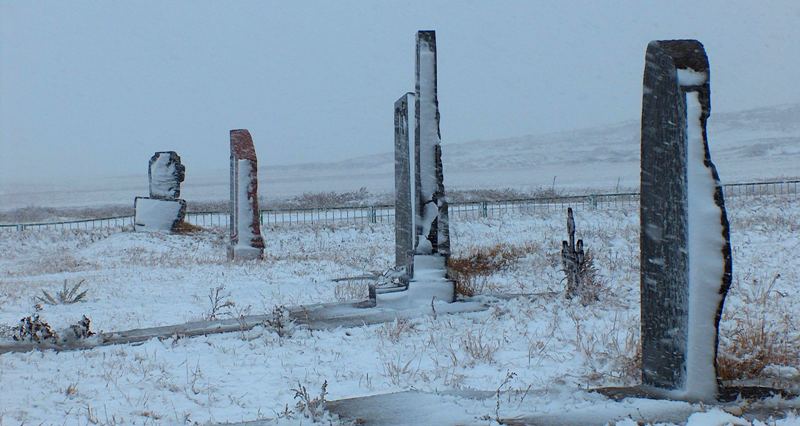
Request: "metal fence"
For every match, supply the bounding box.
[2,180,797,232]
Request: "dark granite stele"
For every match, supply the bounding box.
[603,39,789,403]
[414,29,450,258]
[394,92,415,277]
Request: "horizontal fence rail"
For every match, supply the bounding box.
[2,180,797,232]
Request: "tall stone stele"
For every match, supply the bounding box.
[134,151,186,232]
[394,92,416,277]
[640,39,732,401]
[228,129,265,260]
[414,30,450,259]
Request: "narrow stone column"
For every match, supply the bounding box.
[394,92,416,276]
[228,129,265,260]
[640,39,732,401]
[414,30,450,258]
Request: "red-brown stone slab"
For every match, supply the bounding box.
[228,129,265,260]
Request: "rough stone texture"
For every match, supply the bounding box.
[148,151,185,200]
[228,129,265,260]
[414,30,450,258]
[394,92,415,276]
[133,197,186,232]
[640,39,732,398]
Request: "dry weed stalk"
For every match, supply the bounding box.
[378,318,416,343]
[292,380,329,422]
[206,285,235,320]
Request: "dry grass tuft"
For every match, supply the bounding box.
[718,273,799,384]
[334,279,371,302]
[448,243,537,296]
[173,221,204,234]
[717,320,798,382]
[574,250,607,305]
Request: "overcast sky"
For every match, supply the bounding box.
[1,1,798,184]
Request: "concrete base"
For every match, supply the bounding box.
[226,245,264,261]
[377,254,454,308]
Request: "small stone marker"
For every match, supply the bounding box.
[394,92,416,277]
[134,151,187,232]
[227,129,265,260]
[640,39,732,401]
[148,151,185,199]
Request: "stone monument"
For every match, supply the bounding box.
[227,129,265,260]
[414,30,450,258]
[134,151,187,232]
[394,92,416,277]
[640,39,732,401]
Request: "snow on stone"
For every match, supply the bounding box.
[683,90,727,400]
[133,197,184,232]
[235,160,258,248]
[677,68,708,86]
[149,152,179,199]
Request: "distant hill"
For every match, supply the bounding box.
[2,103,798,210]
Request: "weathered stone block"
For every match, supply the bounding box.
[640,39,732,400]
[148,151,185,200]
[228,129,265,260]
[133,197,186,232]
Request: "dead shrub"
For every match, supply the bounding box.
[13,314,58,342]
[173,221,204,234]
[575,250,606,305]
[718,273,799,383]
[717,325,797,382]
[449,243,536,296]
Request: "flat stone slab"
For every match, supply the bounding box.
[596,384,797,403]
[0,299,490,354]
[322,389,800,426]
[133,197,186,232]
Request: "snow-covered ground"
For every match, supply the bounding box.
[0,193,798,424]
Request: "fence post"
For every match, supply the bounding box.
[480,201,488,218]
[369,206,377,224]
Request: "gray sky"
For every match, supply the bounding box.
[2,1,798,184]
